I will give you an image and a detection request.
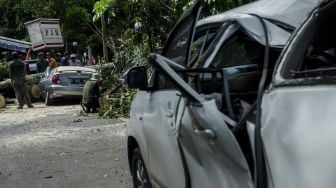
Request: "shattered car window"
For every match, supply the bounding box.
[163,16,195,65]
[211,34,264,68]
[190,31,216,62]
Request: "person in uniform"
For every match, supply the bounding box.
[8,51,33,109]
[36,52,48,73]
[81,73,101,113]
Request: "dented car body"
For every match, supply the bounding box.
[123,0,334,187]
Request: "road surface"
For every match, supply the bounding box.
[0,102,132,188]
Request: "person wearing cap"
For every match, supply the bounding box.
[69,53,81,66]
[81,73,101,113]
[8,51,33,109]
[36,52,48,73]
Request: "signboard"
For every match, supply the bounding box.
[25,18,64,51]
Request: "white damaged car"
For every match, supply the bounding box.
[123,0,334,187]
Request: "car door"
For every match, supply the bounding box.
[149,54,254,188]
[141,1,203,187]
[261,2,336,188]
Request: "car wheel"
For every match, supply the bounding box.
[131,148,152,188]
[45,91,53,106]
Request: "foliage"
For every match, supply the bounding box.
[99,88,136,118]
[0,0,255,118]
[0,0,99,53]
[93,0,254,118]
[0,61,9,81]
[98,40,148,118]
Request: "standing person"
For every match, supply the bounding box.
[49,57,58,70]
[46,52,51,62]
[82,52,89,66]
[81,73,101,113]
[36,52,48,73]
[69,53,81,66]
[8,51,33,109]
[90,55,96,65]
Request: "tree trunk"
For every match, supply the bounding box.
[101,14,109,63]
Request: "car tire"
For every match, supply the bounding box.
[131,148,152,188]
[45,91,53,106]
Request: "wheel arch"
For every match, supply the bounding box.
[127,136,139,171]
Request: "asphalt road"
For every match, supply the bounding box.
[0,102,132,188]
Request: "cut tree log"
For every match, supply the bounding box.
[0,94,5,108]
[0,73,43,90]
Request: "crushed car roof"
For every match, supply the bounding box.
[199,0,324,28]
[196,0,324,48]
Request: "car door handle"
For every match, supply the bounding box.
[194,128,216,139]
[165,110,174,118]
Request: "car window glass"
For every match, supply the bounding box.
[280,5,336,79]
[211,35,264,68]
[190,31,216,63]
[163,16,195,65]
[162,1,202,66]
[156,28,217,91]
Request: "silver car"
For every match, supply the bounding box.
[38,66,96,105]
[123,0,328,187]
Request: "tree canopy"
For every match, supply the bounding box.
[0,0,253,59]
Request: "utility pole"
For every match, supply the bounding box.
[101,14,108,63]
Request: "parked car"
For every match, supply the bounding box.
[122,0,326,187]
[38,66,96,105]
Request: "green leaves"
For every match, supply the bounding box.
[99,88,137,118]
[0,61,9,81]
[93,0,116,21]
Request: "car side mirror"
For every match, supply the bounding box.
[122,66,148,89]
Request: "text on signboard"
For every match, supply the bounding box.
[44,29,60,36]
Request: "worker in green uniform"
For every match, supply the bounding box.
[8,51,33,109]
[82,73,101,113]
